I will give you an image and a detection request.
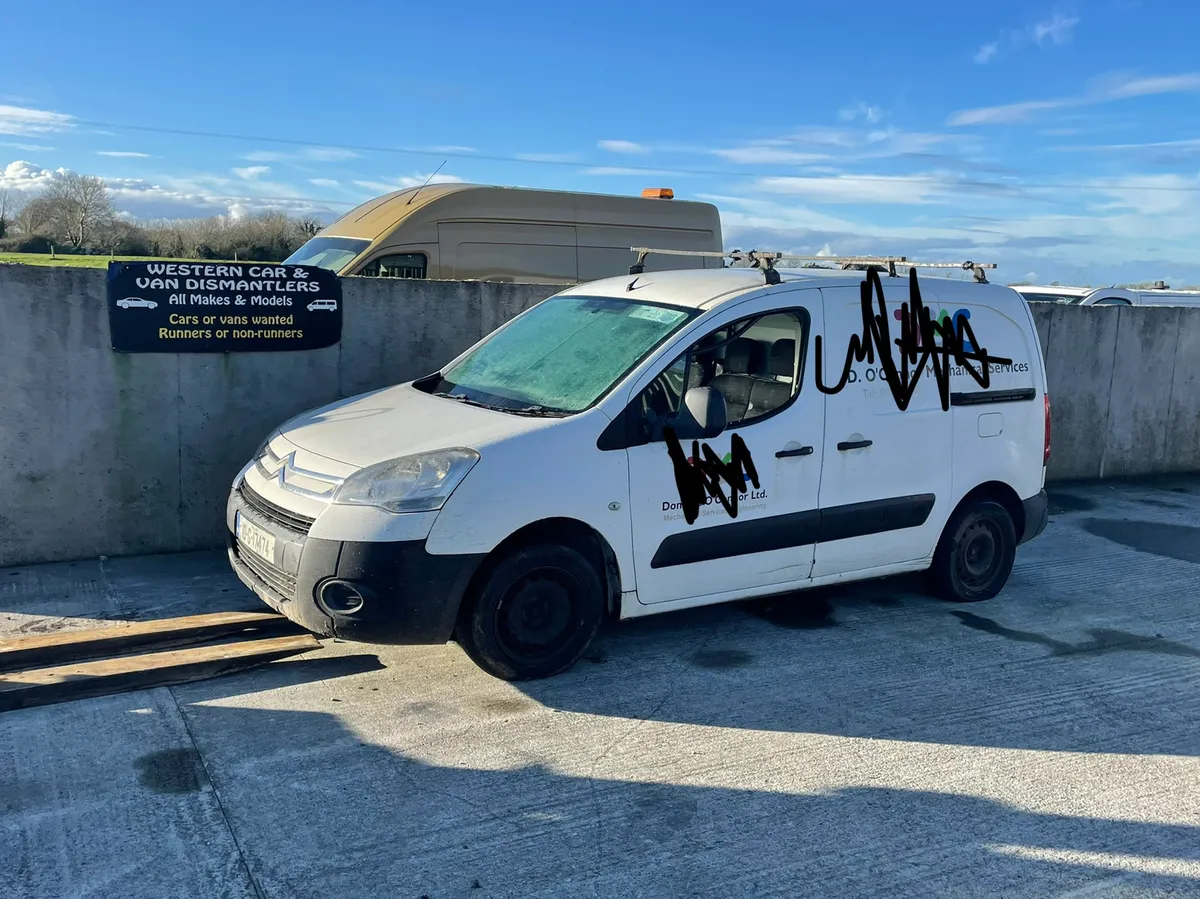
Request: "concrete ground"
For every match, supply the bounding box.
[3,476,1200,899]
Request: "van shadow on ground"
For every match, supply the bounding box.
[162,700,1200,898]
[512,563,1200,758]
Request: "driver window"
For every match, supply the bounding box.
[634,310,806,440]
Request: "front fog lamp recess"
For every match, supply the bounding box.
[332,448,480,513]
[317,580,366,616]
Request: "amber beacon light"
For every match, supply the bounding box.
[642,187,674,199]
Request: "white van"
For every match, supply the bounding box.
[1014,282,1200,307]
[227,252,1051,680]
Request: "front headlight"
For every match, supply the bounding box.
[331,448,480,514]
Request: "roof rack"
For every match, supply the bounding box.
[628,247,998,284]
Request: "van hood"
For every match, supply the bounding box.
[277,383,554,469]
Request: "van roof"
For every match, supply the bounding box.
[317,183,719,242]
[557,266,1017,311]
[1011,285,1091,297]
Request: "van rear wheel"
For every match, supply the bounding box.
[456,543,605,681]
[929,499,1017,603]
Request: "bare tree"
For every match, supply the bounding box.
[0,189,24,239]
[13,194,58,238]
[45,172,115,248]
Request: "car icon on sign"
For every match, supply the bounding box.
[117,297,158,309]
[307,299,338,312]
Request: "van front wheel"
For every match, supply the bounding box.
[930,499,1017,603]
[456,543,605,681]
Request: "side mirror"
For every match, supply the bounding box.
[666,387,727,441]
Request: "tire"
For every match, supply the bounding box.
[456,543,605,681]
[929,499,1017,603]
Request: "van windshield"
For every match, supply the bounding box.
[284,236,372,272]
[419,295,697,415]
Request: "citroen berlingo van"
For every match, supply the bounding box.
[227,252,1051,680]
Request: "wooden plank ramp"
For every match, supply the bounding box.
[0,611,322,713]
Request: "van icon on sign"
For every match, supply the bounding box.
[307,299,338,312]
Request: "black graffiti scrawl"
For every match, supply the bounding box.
[815,266,1012,412]
[664,427,760,526]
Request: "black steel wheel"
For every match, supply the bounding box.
[456,543,605,680]
[929,499,1017,602]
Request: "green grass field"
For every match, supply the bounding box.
[0,253,240,268]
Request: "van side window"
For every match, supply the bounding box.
[634,309,806,440]
[1092,297,1130,306]
[359,253,428,279]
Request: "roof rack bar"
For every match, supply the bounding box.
[628,246,997,284]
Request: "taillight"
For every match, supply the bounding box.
[1043,393,1052,465]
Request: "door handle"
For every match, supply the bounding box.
[776,445,814,458]
[837,439,873,451]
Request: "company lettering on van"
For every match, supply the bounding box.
[815,267,1013,412]
[663,427,760,526]
[105,261,343,354]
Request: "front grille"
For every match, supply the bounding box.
[235,540,299,598]
[239,481,315,535]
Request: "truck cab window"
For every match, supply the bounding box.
[358,253,428,279]
[636,310,806,440]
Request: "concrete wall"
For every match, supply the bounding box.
[0,266,556,567]
[1,264,1198,566]
[1030,303,1200,481]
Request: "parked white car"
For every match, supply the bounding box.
[1014,282,1200,307]
[228,254,1051,680]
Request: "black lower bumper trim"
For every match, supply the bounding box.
[1020,488,1049,545]
[228,533,486,645]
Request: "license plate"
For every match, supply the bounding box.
[236,512,277,564]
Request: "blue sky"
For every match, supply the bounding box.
[3,0,1199,286]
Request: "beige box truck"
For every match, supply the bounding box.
[284,183,724,285]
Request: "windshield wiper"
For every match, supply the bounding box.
[434,392,567,417]
[504,405,570,417]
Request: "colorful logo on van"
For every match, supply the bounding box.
[687,451,733,466]
[893,307,976,352]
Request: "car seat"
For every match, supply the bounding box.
[711,337,765,422]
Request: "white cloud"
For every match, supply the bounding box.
[755,173,963,205]
[714,128,975,167]
[1,157,349,221]
[395,172,465,188]
[598,139,649,155]
[712,146,832,165]
[242,146,361,163]
[974,13,1080,64]
[837,102,882,124]
[233,165,270,180]
[0,159,66,193]
[584,166,677,176]
[948,70,1200,125]
[1,141,54,152]
[97,150,151,158]
[0,104,73,136]
[517,152,580,163]
[1032,13,1080,44]
[351,172,465,192]
[1103,72,1200,99]
[309,177,340,187]
[974,42,1000,64]
[428,145,476,154]
[950,98,1072,126]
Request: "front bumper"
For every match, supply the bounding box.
[1019,488,1049,545]
[227,481,485,644]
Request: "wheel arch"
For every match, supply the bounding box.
[457,518,624,626]
[949,481,1025,538]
